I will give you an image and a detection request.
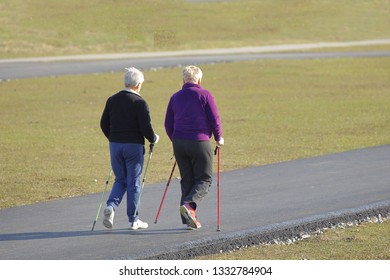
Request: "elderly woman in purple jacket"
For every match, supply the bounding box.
[164,65,224,229]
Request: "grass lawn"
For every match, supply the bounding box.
[196,219,390,260]
[1,0,390,58]
[1,57,389,209]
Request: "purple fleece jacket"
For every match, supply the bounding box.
[164,83,222,142]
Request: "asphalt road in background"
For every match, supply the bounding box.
[1,39,390,80]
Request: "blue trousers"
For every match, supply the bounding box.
[106,142,144,223]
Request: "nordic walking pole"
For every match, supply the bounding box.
[154,159,176,224]
[134,143,154,218]
[91,168,112,231]
[215,145,221,231]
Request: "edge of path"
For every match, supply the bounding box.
[124,200,390,260]
[1,38,390,64]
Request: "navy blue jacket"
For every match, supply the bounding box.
[100,89,156,144]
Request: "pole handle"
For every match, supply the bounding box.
[214,145,220,155]
[149,143,155,154]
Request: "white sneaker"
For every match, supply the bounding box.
[129,219,148,230]
[103,206,115,229]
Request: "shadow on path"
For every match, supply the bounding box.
[0,228,188,242]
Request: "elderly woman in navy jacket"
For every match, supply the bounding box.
[101,67,159,230]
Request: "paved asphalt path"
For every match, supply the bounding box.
[1,51,390,80]
[0,145,389,259]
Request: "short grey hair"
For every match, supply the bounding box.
[124,67,144,87]
[183,65,203,84]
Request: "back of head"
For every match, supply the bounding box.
[124,67,144,88]
[183,65,203,84]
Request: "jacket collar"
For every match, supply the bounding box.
[183,82,201,89]
[122,88,141,96]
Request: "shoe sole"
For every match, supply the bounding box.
[180,205,197,229]
[103,208,113,229]
[129,226,148,230]
[187,222,202,230]
[103,220,112,229]
[187,223,202,230]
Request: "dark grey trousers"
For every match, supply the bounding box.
[173,139,213,223]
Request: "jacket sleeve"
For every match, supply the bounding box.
[100,99,111,140]
[205,93,222,141]
[164,98,174,141]
[137,100,156,144]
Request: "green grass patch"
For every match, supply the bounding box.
[1,0,390,58]
[1,57,389,209]
[196,219,390,260]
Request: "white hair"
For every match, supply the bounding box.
[124,67,144,87]
[183,65,203,84]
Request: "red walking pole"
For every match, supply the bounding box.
[154,160,177,224]
[215,146,221,231]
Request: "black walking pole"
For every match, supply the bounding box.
[134,143,154,218]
